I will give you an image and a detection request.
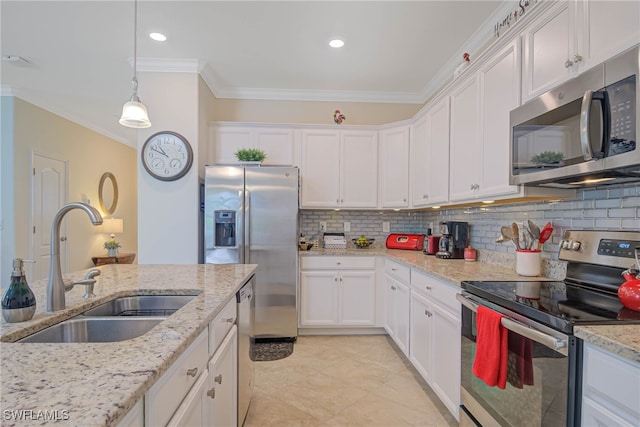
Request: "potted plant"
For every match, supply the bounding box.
[104,238,121,257]
[234,148,267,164]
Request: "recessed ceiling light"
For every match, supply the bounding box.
[329,39,344,48]
[149,32,167,42]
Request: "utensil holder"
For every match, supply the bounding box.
[516,249,541,276]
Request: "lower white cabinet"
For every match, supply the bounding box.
[409,269,461,421]
[117,400,144,427]
[167,370,210,427]
[300,257,376,327]
[581,342,640,426]
[209,326,238,427]
[384,260,411,356]
[145,329,209,427]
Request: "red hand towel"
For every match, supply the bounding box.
[507,333,535,388]
[472,306,508,389]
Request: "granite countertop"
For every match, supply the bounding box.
[1,263,256,426]
[301,247,640,362]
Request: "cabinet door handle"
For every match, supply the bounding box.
[391,268,397,271]
[573,54,582,63]
[186,367,198,377]
[391,285,397,291]
[336,262,341,265]
[207,388,216,399]
[215,374,223,384]
[403,198,407,202]
[224,317,235,323]
[565,59,574,68]
[423,194,428,199]
[425,286,432,291]
[339,277,343,282]
[425,309,432,317]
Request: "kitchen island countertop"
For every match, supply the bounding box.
[1,263,256,426]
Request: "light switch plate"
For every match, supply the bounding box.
[344,221,350,232]
[383,221,390,232]
[320,221,327,232]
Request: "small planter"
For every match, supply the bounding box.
[108,248,119,257]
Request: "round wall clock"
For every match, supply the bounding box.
[141,131,193,181]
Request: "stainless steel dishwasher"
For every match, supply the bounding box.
[237,276,255,426]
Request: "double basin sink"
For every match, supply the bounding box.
[19,295,198,344]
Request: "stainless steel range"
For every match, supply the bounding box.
[458,230,640,427]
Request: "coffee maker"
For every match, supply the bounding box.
[436,221,469,259]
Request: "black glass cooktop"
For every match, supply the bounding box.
[461,280,640,334]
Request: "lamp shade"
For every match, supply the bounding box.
[119,99,151,128]
[102,218,124,234]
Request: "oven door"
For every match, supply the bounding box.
[457,293,581,427]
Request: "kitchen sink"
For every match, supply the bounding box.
[18,317,166,343]
[81,294,198,317]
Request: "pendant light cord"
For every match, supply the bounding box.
[132,0,138,93]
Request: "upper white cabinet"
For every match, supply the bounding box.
[211,124,294,166]
[449,75,480,202]
[300,129,378,209]
[522,0,640,102]
[477,39,521,199]
[410,97,450,208]
[380,125,410,208]
[449,39,521,203]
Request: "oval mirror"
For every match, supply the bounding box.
[98,172,118,215]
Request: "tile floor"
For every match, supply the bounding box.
[243,335,458,427]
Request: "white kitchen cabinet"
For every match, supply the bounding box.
[211,124,295,166]
[208,326,238,427]
[449,75,480,202]
[300,129,378,209]
[477,39,521,199]
[299,256,376,327]
[410,97,450,208]
[410,269,460,421]
[409,290,433,382]
[379,125,410,208]
[166,371,209,427]
[581,342,640,426]
[384,259,411,356]
[145,329,209,427]
[117,400,144,427]
[522,0,640,102]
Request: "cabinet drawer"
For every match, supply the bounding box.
[146,329,208,427]
[385,259,410,284]
[411,270,460,315]
[209,298,236,355]
[301,256,375,270]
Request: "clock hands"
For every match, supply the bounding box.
[150,145,169,158]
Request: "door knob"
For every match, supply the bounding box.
[207,388,216,399]
[215,374,223,384]
[60,236,67,242]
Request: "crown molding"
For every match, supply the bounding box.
[134,57,204,74]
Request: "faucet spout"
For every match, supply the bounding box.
[47,202,103,312]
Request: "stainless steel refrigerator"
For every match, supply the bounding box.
[204,165,299,341]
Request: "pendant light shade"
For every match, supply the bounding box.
[119,0,151,128]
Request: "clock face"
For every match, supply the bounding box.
[141,131,193,181]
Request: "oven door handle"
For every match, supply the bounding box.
[456,294,567,353]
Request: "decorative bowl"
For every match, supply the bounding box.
[352,238,375,249]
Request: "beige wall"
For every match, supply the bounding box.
[13,99,138,276]
[211,98,423,125]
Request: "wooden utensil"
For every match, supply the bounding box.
[511,222,521,250]
[537,222,553,250]
[500,226,515,247]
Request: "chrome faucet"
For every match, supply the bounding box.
[47,202,103,311]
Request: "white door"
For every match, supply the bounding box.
[380,126,410,208]
[213,126,253,165]
[410,112,429,207]
[339,270,376,325]
[426,97,451,205]
[300,130,340,208]
[409,290,433,383]
[299,271,338,325]
[478,39,521,198]
[394,280,411,356]
[32,153,67,281]
[431,303,461,420]
[341,131,378,208]
[209,327,238,427]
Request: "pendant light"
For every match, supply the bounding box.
[119,0,151,128]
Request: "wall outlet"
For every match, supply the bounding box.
[344,221,351,232]
[383,221,390,233]
[319,221,327,232]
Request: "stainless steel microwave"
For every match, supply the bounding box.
[510,46,639,188]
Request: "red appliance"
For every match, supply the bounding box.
[386,234,426,251]
[425,236,441,255]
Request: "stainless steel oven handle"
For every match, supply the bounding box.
[456,294,567,352]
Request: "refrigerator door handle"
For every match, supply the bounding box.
[245,190,251,263]
[238,189,245,264]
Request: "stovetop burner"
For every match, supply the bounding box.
[461,280,640,334]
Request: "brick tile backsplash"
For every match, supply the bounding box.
[300,183,639,258]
